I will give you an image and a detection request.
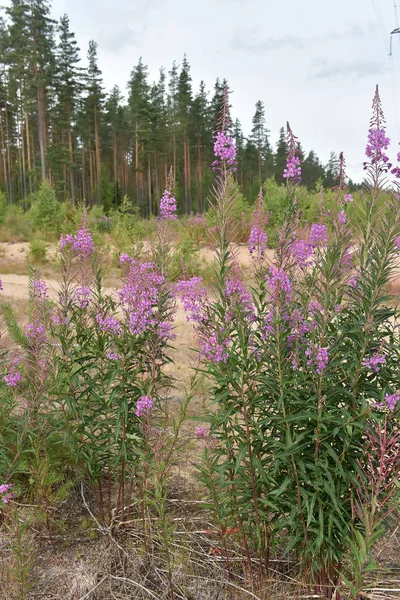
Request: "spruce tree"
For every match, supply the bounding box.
[177,55,193,213]
[275,126,288,184]
[127,58,150,212]
[55,13,83,202]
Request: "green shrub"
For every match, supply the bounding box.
[29,240,48,263]
[1,205,33,242]
[0,190,8,224]
[167,238,201,281]
[29,182,61,233]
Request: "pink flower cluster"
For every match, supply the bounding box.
[212,131,237,172]
[267,266,292,302]
[344,194,353,203]
[292,239,313,269]
[283,155,301,183]
[309,224,328,247]
[75,286,91,309]
[33,279,48,300]
[248,226,268,256]
[0,483,13,504]
[135,396,153,417]
[196,426,207,439]
[96,314,122,335]
[4,356,22,388]
[176,277,231,364]
[119,256,170,338]
[176,277,207,323]
[107,352,122,361]
[283,124,302,183]
[362,353,386,373]
[395,236,400,250]
[4,370,22,388]
[60,226,94,256]
[225,278,255,320]
[26,322,46,344]
[200,330,230,364]
[306,346,329,374]
[374,393,400,412]
[364,128,391,168]
[189,213,207,227]
[385,393,400,411]
[337,210,347,225]
[159,190,177,220]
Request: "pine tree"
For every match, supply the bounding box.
[149,69,167,203]
[177,55,193,213]
[28,0,56,182]
[104,85,126,206]
[251,100,269,184]
[127,58,150,212]
[302,150,325,191]
[191,81,210,212]
[275,127,287,184]
[55,14,83,202]
[233,118,244,189]
[5,0,32,198]
[167,60,179,181]
[84,40,104,204]
[324,151,339,188]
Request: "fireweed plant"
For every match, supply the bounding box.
[50,210,180,524]
[178,85,400,597]
[0,205,182,529]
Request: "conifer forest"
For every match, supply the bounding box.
[0,0,348,215]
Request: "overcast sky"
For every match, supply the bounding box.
[5,0,400,181]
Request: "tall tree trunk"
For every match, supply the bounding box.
[67,105,75,204]
[187,139,192,214]
[89,140,94,205]
[147,152,152,217]
[35,72,47,181]
[25,111,32,194]
[20,112,27,200]
[135,120,139,206]
[81,146,86,201]
[197,139,203,213]
[62,131,67,200]
[258,150,261,185]
[94,106,101,206]
[183,137,188,214]
[5,106,13,203]
[0,112,10,203]
[113,132,118,206]
[154,151,159,202]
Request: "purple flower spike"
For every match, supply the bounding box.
[159,190,177,221]
[60,226,94,256]
[385,393,400,411]
[310,224,328,247]
[283,122,302,183]
[135,396,154,417]
[248,226,268,255]
[212,131,237,172]
[196,426,206,439]
[362,353,386,373]
[4,371,22,388]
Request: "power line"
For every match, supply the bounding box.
[394,0,400,29]
[389,1,400,138]
[371,0,389,52]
